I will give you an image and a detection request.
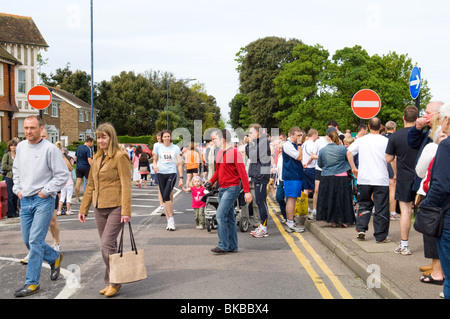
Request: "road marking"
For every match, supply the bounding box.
[0,257,78,299]
[267,197,353,299]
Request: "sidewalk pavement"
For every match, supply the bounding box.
[303,214,444,299]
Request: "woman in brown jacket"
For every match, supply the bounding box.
[78,123,131,297]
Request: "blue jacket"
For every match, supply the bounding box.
[421,137,450,211]
[318,143,351,176]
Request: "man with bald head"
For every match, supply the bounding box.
[407,101,444,192]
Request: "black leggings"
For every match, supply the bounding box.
[157,173,177,202]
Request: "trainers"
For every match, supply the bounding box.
[14,284,40,297]
[286,223,305,233]
[160,206,166,216]
[50,252,63,281]
[166,220,176,231]
[66,210,74,215]
[20,253,29,264]
[56,211,62,216]
[52,244,61,252]
[251,226,269,238]
[390,212,400,221]
[357,231,365,240]
[394,245,412,255]
[377,236,391,243]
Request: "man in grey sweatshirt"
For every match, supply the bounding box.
[12,115,71,297]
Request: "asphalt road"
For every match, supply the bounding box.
[0,182,380,302]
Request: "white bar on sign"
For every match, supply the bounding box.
[354,101,379,108]
[28,95,51,100]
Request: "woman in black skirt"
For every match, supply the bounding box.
[317,130,358,227]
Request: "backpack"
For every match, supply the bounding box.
[139,152,148,162]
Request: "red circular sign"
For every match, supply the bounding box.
[351,89,381,119]
[27,85,52,110]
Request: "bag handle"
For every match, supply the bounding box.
[117,222,139,257]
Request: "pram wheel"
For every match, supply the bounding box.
[206,218,213,232]
[238,216,249,232]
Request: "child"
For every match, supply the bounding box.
[182,175,206,229]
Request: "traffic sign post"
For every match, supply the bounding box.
[409,66,421,110]
[27,85,52,110]
[351,89,381,120]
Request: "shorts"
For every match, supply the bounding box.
[157,173,177,202]
[76,167,90,179]
[395,179,416,203]
[303,168,315,190]
[315,169,322,181]
[186,168,198,174]
[284,180,303,198]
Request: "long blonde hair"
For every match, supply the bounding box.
[94,123,121,159]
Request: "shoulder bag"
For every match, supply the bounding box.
[414,202,450,238]
[109,222,147,284]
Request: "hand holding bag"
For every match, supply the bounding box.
[109,222,147,284]
[414,202,450,238]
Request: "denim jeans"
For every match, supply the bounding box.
[437,213,450,299]
[20,194,59,285]
[216,185,240,252]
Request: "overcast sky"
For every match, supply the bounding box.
[4,0,450,124]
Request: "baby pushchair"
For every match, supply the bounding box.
[202,185,249,233]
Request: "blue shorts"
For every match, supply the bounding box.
[303,168,315,190]
[284,180,303,198]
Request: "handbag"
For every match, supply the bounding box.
[413,202,450,238]
[109,222,147,284]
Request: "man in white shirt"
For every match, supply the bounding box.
[348,117,390,243]
[301,129,319,215]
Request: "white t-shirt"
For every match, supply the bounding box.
[314,137,330,171]
[348,133,389,186]
[302,139,318,169]
[155,143,181,174]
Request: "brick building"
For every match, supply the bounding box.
[0,13,48,142]
[41,85,98,146]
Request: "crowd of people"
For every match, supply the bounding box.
[3,100,450,298]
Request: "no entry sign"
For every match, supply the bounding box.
[351,89,381,119]
[27,85,52,110]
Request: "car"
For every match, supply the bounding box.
[123,143,152,158]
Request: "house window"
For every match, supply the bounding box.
[79,132,85,141]
[18,69,26,94]
[79,110,84,122]
[43,106,48,114]
[51,102,58,117]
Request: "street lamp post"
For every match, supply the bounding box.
[166,77,196,130]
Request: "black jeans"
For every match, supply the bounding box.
[4,177,18,217]
[356,185,390,241]
[254,182,268,226]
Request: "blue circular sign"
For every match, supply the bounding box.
[409,66,421,99]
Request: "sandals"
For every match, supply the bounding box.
[420,274,445,285]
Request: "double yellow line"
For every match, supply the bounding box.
[267,197,353,299]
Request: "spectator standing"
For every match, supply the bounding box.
[282,127,305,233]
[384,121,399,221]
[207,129,252,253]
[385,106,419,255]
[2,139,19,218]
[12,115,69,297]
[301,129,319,214]
[419,101,450,298]
[74,137,93,202]
[317,130,357,227]
[78,123,132,297]
[184,142,200,188]
[246,124,272,238]
[348,117,390,243]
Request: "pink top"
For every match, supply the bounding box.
[191,186,206,208]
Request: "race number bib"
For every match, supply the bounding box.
[160,150,175,163]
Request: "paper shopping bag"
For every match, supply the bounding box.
[109,222,147,284]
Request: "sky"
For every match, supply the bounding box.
[3,0,450,124]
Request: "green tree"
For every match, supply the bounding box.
[235,36,302,129]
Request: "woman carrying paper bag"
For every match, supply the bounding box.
[78,123,132,297]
